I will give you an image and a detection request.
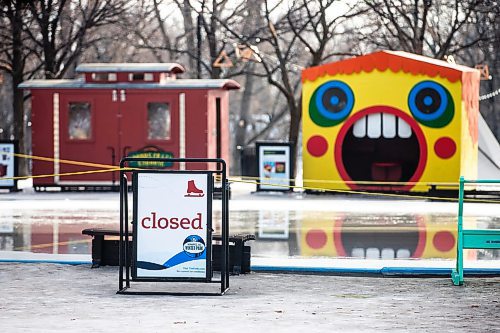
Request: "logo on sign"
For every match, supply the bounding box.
[185,179,205,197]
[183,235,206,258]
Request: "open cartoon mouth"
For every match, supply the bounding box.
[335,106,427,191]
[333,217,426,259]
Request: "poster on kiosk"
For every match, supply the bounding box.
[256,142,293,192]
[133,172,211,280]
[0,141,17,190]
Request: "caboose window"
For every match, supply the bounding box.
[147,102,171,140]
[129,73,154,81]
[68,102,92,140]
[91,73,116,81]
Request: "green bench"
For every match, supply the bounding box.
[451,177,500,286]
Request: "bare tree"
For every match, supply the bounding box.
[26,0,128,79]
[363,0,500,140]
[0,0,128,175]
[362,0,489,58]
[459,0,500,139]
[219,0,368,174]
[129,0,248,79]
[0,0,35,174]
[286,0,366,66]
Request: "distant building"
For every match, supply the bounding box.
[20,63,240,190]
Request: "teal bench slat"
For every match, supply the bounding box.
[462,230,500,249]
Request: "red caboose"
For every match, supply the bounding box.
[20,63,240,190]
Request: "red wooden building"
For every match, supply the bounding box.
[20,63,240,190]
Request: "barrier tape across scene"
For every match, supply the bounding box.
[1,151,499,204]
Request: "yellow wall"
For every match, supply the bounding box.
[302,69,472,192]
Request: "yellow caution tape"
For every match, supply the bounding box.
[1,151,498,204]
[12,152,116,169]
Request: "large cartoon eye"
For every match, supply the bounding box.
[310,81,354,127]
[408,81,454,128]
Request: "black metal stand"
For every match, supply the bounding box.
[117,157,230,296]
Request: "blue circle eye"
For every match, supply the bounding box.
[408,81,447,121]
[407,80,454,128]
[314,81,354,121]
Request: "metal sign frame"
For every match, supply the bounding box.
[0,140,18,191]
[256,142,294,192]
[118,157,230,296]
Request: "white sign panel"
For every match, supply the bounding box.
[0,143,15,187]
[134,172,210,279]
[258,145,291,190]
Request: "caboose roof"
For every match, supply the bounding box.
[302,50,479,83]
[76,63,185,74]
[19,78,240,90]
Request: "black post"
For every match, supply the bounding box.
[124,178,130,288]
[118,171,124,291]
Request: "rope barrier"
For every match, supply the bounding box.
[12,152,116,169]
[232,174,460,187]
[1,167,125,181]
[228,178,500,204]
[479,87,500,101]
[1,151,499,204]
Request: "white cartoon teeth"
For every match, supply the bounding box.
[351,247,412,258]
[353,113,413,139]
[382,114,396,138]
[367,113,381,138]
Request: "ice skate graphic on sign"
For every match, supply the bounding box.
[185,179,205,197]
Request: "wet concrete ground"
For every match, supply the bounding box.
[0,262,499,332]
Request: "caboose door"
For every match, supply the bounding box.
[118,90,180,164]
[58,91,120,185]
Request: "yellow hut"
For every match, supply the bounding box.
[302,51,480,192]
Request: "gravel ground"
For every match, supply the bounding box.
[1,263,499,332]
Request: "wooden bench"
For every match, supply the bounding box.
[451,177,500,286]
[82,228,254,274]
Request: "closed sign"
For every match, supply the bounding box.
[133,172,211,279]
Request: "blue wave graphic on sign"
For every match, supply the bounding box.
[137,235,206,271]
[136,250,206,271]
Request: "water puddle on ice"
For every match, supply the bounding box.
[0,206,498,261]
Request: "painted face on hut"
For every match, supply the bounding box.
[302,51,479,192]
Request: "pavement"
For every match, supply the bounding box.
[0,262,499,332]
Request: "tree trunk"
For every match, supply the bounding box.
[233,64,256,175]
[11,4,28,176]
[180,0,197,77]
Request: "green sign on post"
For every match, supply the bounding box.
[127,149,174,168]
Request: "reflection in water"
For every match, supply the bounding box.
[0,208,118,256]
[0,207,499,261]
[299,214,457,259]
